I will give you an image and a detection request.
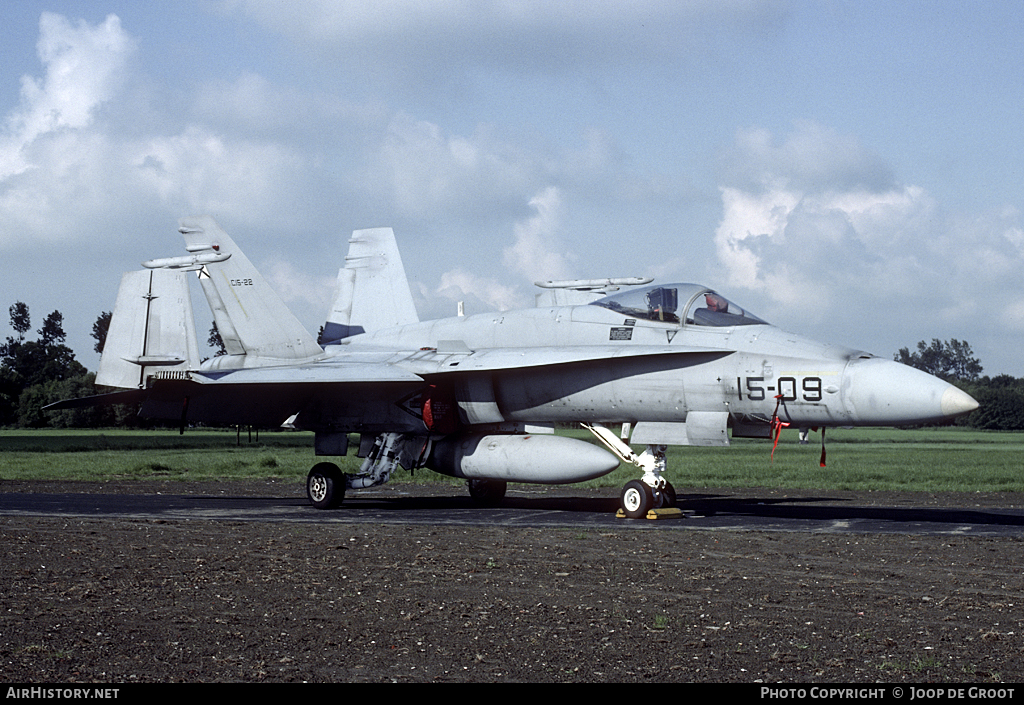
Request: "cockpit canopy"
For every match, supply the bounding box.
[590,283,767,327]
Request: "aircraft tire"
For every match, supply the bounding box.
[657,481,677,509]
[620,479,653,519]
[307,462,346,510]
[467,478,507,507]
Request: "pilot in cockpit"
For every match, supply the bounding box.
[693,292,735,326]
[645,287,679,323]
[705,293,728,313]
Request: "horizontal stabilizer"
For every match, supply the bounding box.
[44,388,149,411]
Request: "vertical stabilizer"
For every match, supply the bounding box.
[322,227,419,343]
[96,270,201,389]
[176,216,321,360]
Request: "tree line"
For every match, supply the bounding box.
[895,338,1024,430]
[2,301,1023,430]
[1,303,108,427]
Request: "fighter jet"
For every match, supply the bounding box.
[52,216,979,518]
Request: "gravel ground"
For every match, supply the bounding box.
[2,481,1023,683]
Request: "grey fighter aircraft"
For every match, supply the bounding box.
[53,216,979,518]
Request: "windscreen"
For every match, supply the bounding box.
[591,284,768,327]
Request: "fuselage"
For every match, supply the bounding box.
[306,283,977,434]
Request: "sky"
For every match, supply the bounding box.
[1,0,1023,377]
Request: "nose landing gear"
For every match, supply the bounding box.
[583,423,677,519]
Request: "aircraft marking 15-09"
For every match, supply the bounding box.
[738,375,829,402]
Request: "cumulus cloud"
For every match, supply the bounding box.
[713,123,917,315]
[433,268,525,314]
[720,122,895,195]
[713,122,1024,348]
[0,14,135,237]
[503,186,573,282]
[133,126,309,221]
[425,187,574,316]
[715,182,936,309]
[1,13,134,180]
[0,14,334,249]
[369,113,536,221]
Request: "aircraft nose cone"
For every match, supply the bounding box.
[844,358,979,425]
[941,385,980,417]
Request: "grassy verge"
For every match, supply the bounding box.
[1,426,1022,493]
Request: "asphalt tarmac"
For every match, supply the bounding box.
[3,482,1024,536]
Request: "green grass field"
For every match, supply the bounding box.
[1,426,1022,493]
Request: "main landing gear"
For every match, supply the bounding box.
[306,433,411,509]
[306,433,510,510]
[583,423,677,519]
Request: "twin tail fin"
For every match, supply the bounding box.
[322,227,418,344]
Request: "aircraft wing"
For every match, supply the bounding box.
[50,345,729,405]
[47,345,732,429]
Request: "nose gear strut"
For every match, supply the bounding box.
[582,423,676,518]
